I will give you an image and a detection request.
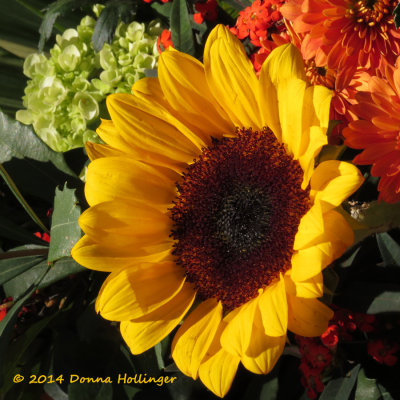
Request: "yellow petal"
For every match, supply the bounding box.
[97,116,186,173]
[71,235,171,272]
[78,199,171,247]
[297,85,332,188]
[158,50,233,142]
[294,202,325,251]
[107,93,203,164]
[287,295,333,337]
[85,141,127,161]
[120,283,196,354]
[95,260,185,321]
[294,206,354,254]
[298,125,330,190]
[220,296,258,357]
[310,160,364,212]
[242,333,285,375]
[204,25,261,128]
[198,348,240,398]
[259,276,288,337]
[259,43,307,140]
[291,242,334,282]
[96,118,133,156]
[85,156,177,208]
[276,78,307,158]
[172,299,223,379]
[284,271,323,299]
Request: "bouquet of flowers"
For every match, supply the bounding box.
[0,0,399,399]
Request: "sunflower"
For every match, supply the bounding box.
[281,0,400,90]
[343,57,400,203]
[71,25,363,397]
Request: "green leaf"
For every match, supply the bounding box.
[0,271,47,387]
[0,164,49,233]
[376,232,400,267]
[151,1,172,18]
[322,267,339,303]
[0,111,75,176]
[48,184,81,263]
[0,254,45,285]
[92,0,136,52]
[355,368,382,400]
[2,259,48,299]
[44,383,69,400]
[38,0,75,51]
[353,201,400,231]
[320,364,360,400]
[341,281,400,314]
[219,0,251,10]
[170,0,195,56]
[68,382,113,400]
[3,257,84,299]
[259,376,278,400]
[0,214,44,245]
[1,312,59,394]
[394,1,400,29]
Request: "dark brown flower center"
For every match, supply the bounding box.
[170,128,310,309]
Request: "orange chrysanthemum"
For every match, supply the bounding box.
[343,57,400,203]
[281,0,400,88]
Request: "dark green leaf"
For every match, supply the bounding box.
[151,1,172,18]
[320,364,360,400]
[92,0,135,52]
[170,0,195,56]
[0,0,48,50]
[3,257,83,299]
[353,201,400,231]
[259,376,278,400]
[377,232,400,267]
[0,214,44,245]
[92,7,119,52]
[337,281,400,314]
[44,383,69,400]
[394,1,400,29]
[0,111,75,176]
[219,0,250,12]
[38,0,75,51]
[322,267,339,303]
[48,184,81,262]
[0,273,46,387]
[2,259,48,299]
[355,368,381,400]
[1,312,59,394]
[0,254,45,285]
[68,382,113,400]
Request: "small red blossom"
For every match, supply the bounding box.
[0,297,13,322]
[321,325,339,348]
[299,362,325,399]
[232,0,286,47]
[368,339,399,366]
[194,0,218,24]
[157,29,174,54]
[331,307,357,340]
[34,232,50,243]
[308,343,332,369]
[354,312,376,333]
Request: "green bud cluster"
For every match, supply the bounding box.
[16,10,163,152]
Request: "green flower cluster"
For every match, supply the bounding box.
[16,11,163,152]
